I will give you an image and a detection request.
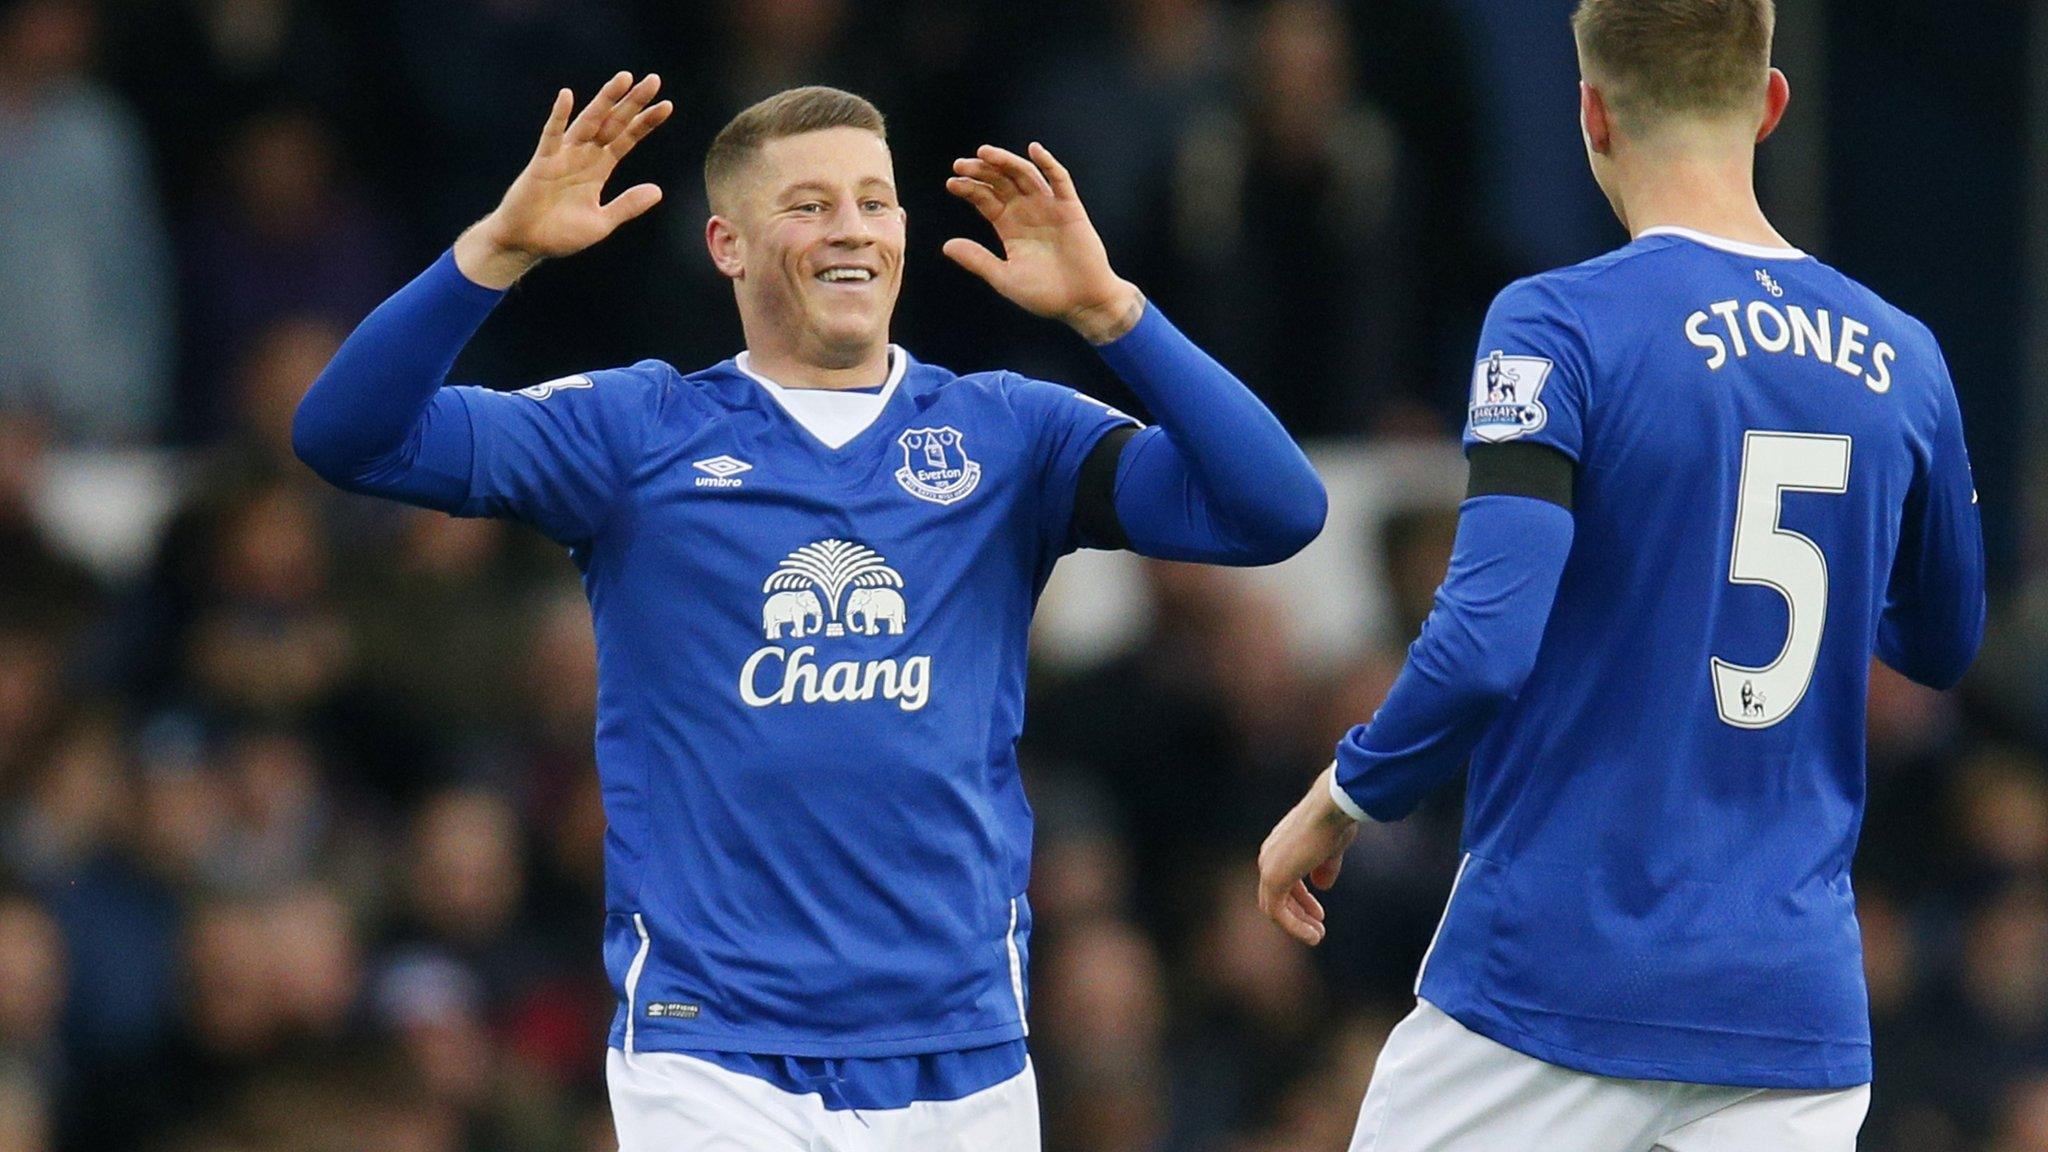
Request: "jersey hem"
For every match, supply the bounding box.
[604,1017,1029,1060]
[1423,995,1873,1090]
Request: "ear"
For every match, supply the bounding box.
[706,215,744,280]
[1756,67,1790,143]
[1580,81,1614,155]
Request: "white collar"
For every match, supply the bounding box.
[734,347,907,450]
[1637,225,1807,260]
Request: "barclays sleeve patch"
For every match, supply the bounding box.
[517,374,594,401]
[1467,351,1552,442]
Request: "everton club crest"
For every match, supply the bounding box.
[895,427,982,505]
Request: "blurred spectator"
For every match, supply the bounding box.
[101,0,361,209]
[0,896,66,1111]
[0,413,102,636]
[1035,917,1172,1152]
[1160,0,1423,437]
[176,110,397,439]
[181,480,353,725]
[0,0,174,444]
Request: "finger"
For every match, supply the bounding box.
[945,176,1003,222]
[536,88,573,157]
[599,73,662,144]
[608,100,673,160]
[941,237,1005,285]
[1310,851,1344,889]
[953,156,1022,203]
[979,144,1053,197]
[1264,882,1326,946]
[599,182,664,228]
[1288,879,1326,923]
[1028,141,1078,200]
[567,71,634,144]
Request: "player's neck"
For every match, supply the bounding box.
[1613,151,1789,252]
[741,341,892,392]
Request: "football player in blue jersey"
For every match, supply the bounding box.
[1256,2,1985,1149]
[294,77,1325,1150]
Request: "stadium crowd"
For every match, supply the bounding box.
[0,0,2042,1149]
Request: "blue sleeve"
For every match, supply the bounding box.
[1332,494,1575,822]
[1092,304,1327,565]
[1876,351,1986,689]
[293,249,668,545]
[1463,278,1593,463]
[1003,374,1142,559]
[449,364,668,544]
[292,249,499,510]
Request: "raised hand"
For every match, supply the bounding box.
[944,143,1145,344]
[454,72,675,289]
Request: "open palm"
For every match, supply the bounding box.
[944,143,1134,337]
[486,72,673,264]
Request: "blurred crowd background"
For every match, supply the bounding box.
[1,0,2045,1149]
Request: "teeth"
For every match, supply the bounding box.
[819,268,873,282]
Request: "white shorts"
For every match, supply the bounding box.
[606,1048,1041,1152]
[1350,1001,1871,1152]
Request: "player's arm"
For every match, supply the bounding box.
[1257,279,1589,945]
[1257,460,1575,945]
[1875,354,1986,689]
[944,143,1326,566]
[292,74,671,517]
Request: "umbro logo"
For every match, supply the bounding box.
[693,455,752,489]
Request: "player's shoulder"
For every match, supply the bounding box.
[895,355,1062,416]
[1489,241,1683,322]
[1795,257,1944,355]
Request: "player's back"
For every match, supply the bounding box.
[1419,228,1984,1089]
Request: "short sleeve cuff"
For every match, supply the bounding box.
[1327,762,1371,823]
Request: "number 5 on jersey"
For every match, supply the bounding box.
[1711,431,1852,729]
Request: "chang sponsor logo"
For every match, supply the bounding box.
[741,540,931,711]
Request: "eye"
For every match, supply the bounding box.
[793,202,826,215]
[862,199,889,212]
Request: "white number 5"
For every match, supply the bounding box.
[1711,431,1853,729]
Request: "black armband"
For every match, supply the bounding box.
[1073,425,1140,549]
[1465,441,1575,510]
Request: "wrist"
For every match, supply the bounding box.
[1066,281,1145,345]
[1319,764,1366,825]
[452,215,544,291]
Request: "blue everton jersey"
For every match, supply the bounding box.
[1419,228,1983,1088]
[447,349,1133,1058]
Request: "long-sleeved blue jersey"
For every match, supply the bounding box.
[1335,227,1986,1089]
[296,252,1324,1073]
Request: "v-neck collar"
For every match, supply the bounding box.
[734,347,909,452]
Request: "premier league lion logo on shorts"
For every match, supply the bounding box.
[895,426,983,505]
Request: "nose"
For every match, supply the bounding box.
[825,201,874,246]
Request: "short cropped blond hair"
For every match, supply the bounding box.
[1572,0,1774,125]
[704,86,887,213]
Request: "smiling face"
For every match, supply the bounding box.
[707,126,906,372]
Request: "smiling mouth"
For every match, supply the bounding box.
[816,267,876,284]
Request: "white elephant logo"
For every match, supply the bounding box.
[845,587,907,636]
[760,540,907,640]
[762,589,823,639]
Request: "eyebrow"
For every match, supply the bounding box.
[776,177,897,200]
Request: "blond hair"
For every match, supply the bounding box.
[704,86,887,213]
[1572,0,1774,126]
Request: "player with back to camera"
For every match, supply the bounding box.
[293,76,1326,1150]
[1256,1,1984,1149]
